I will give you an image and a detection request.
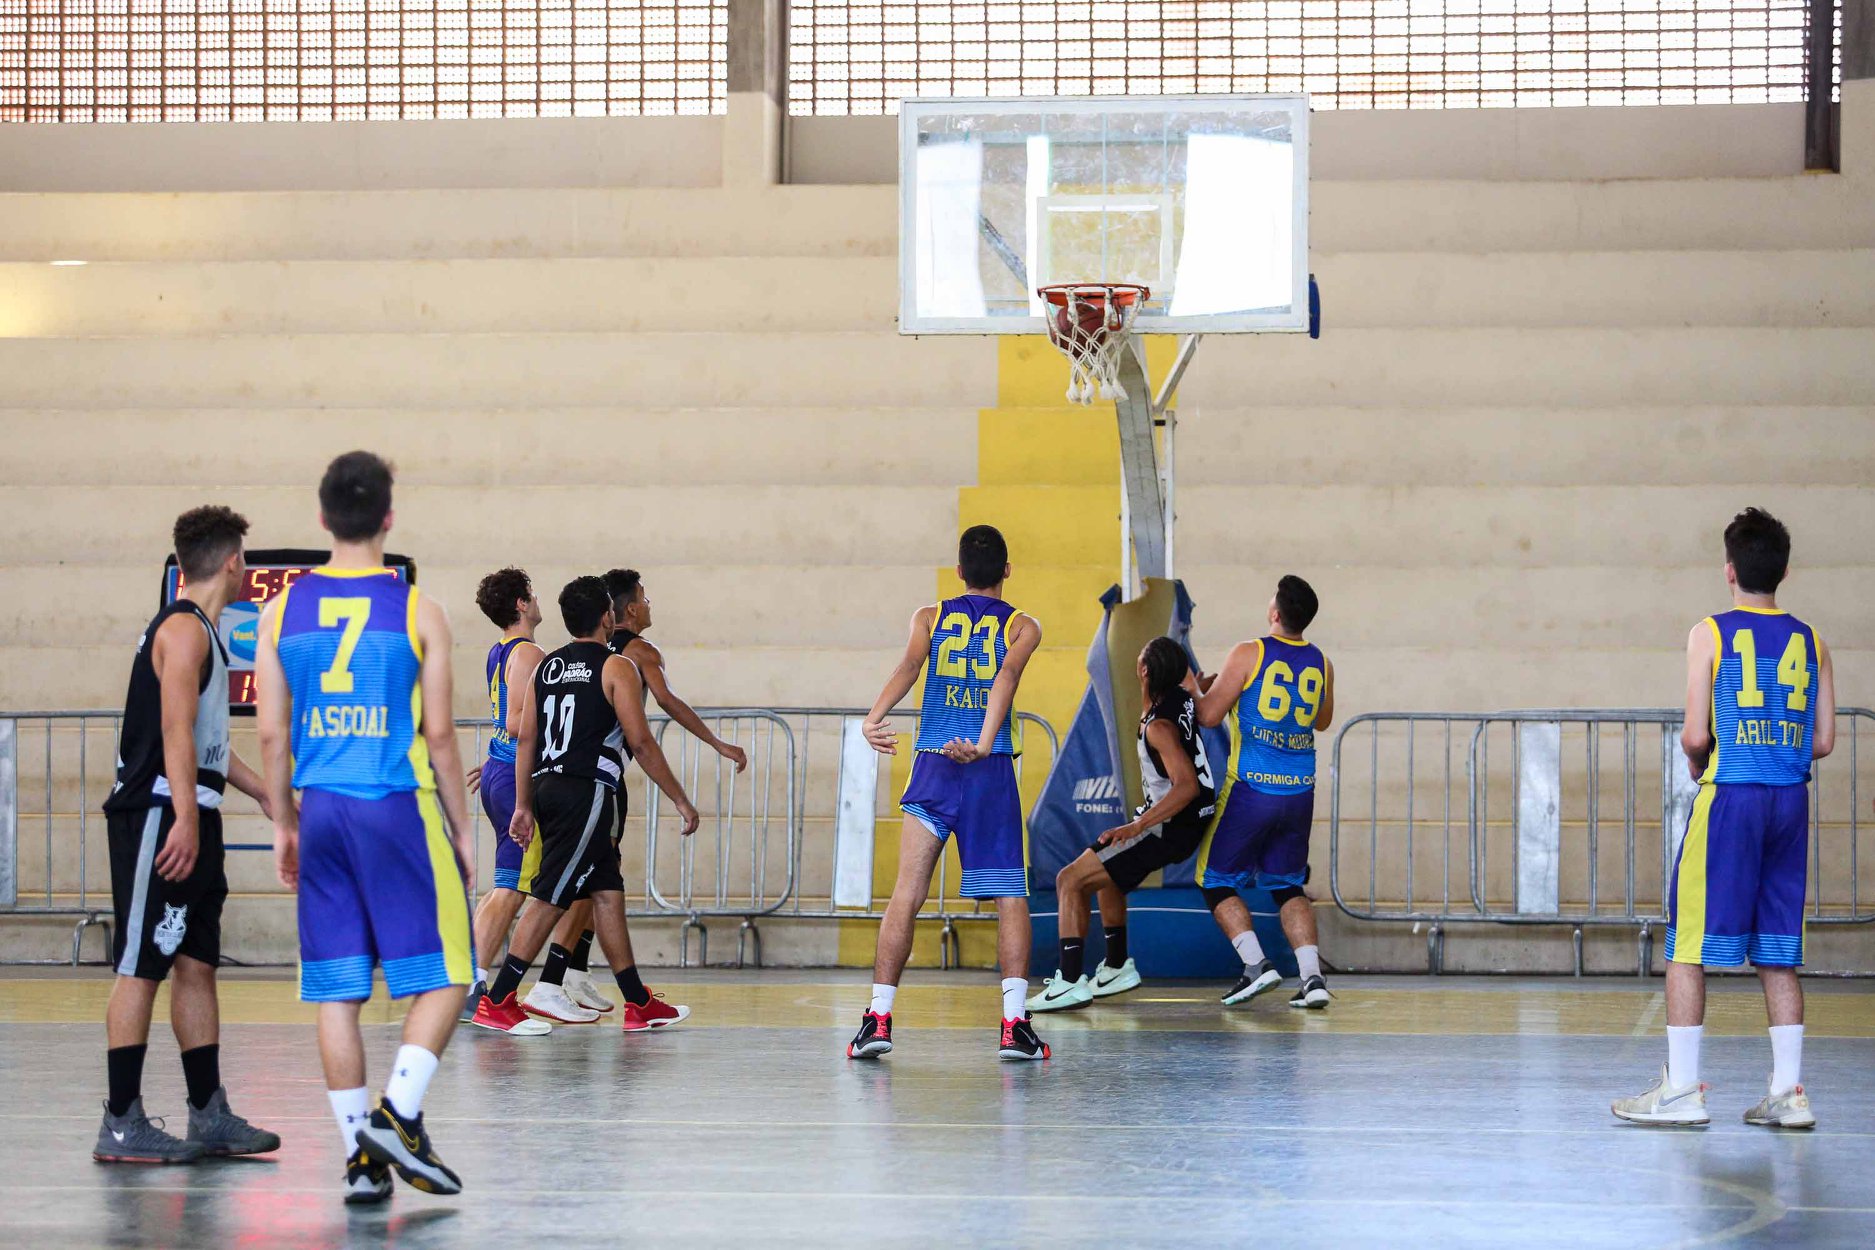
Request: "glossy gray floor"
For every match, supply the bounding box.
[5,972,1873,1248]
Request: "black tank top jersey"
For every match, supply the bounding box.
[532,640,626,788]
[105,601,231,813]
[1139,690,1218,813]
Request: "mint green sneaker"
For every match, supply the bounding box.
[1026,973,1092,1013]
[1091,957,1142,998]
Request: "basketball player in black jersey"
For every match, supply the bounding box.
[1030,637,1218,1012]
[471,577,701,1034]
[536,567,750,1014]
[95,506,281,1164]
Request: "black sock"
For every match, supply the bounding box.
[179,1043,220,1111]
[570,929,594,973]
[1103,925,1128,967]
[106,1043,147,1118]
[613,964,649,1007]
[489,953,533,1004]
[541,944,571,987]
[1059,938,1086,983]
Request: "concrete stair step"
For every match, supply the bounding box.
[0,407,980,487]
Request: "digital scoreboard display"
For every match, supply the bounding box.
[160,548,417,711]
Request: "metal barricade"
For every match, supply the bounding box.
[1330,707,1873,975]
[0,711,124,963]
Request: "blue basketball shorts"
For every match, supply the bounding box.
[480,757,540,893]
[1195,780,1314,890]
[900,752,1027,898]
[1667,782,1807,968]
[297,787,475,1002]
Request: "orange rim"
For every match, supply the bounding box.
[1037,282,1150,309]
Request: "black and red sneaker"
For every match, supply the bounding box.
[998,1014,1050,1062]
[846,1010,893,1059]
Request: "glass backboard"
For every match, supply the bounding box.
[898,95,1309,335]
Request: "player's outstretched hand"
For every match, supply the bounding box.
[676,799,701,837]
[1096,822,1142,848]
[466,762,483,795]
[941,738,984,764]
[862,719,898,756]
[716,741,749,773]
[508,807,535,849]
[273,824,299,891]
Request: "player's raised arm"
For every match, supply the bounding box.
[607,655,699,835]
[862,604,939,755]
[148,613,209,882]
[254,597,298,889]
[1680,620,1718,779]
[946,612,1041,763]
[1813,636,1836,760]
[508,670,541,848]
[1099,715,1197,847]
[413,593,474,872]
[634,639,747,773]
[1196,640,1264,729]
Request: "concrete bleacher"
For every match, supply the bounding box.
[1,85,1871,969]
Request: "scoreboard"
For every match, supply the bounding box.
[160,548,417,711]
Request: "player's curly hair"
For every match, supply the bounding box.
[173,505,249,582]
[476,567,533,629]
[1141,636,1190,703]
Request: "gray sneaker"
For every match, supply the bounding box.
[94,1098,206,1164]
[187,1087,282,1157]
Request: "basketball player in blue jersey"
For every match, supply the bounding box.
[255,451,477,1204]
[1193,575,1336,1009]
[1614,508,1835,1129]
[847,525,1050,1061]
[458,568,556,1030]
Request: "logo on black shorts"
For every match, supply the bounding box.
[154,904,189,956]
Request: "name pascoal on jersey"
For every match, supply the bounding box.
[532,640,626,787]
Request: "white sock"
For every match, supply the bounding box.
[1667,1025,1703,1089]
[383,1044,441,1121]
[1295,945,1322,982]
[328,1086,371,1154]
[1001,977,1028,1021]
[476,966,489,987]
[1231,930,1265,971]
[1769,1024,1804,1094]
[869,983,897,1016]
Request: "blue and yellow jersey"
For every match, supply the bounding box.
[276,568,435,798]
[1229,635,1328,795]
[485,636,528,765]
[1701,607,1818,787]
[915,595,1021,756]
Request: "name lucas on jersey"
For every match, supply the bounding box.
[1733,718,1806,749]
[302,704,392,739]
[1246,724,1315,751]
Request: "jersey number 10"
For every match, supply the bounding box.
[540,694,578,760]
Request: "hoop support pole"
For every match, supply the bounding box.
[1151,333,1203,419]
[1115,340,1167,582]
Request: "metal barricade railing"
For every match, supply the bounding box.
[0,704,1058,969]
[1330,707,1873,975]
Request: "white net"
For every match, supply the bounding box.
[1038,284,1149,405]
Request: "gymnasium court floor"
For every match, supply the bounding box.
[3,969,1872,1248]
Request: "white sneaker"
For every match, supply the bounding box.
[1090,958,1142,998]
[1026,973,1093,1013]
[1744,1081,1816,1129]
[1611,1065,1710,1126]
[563,971,615,1014]
[523,982,601,1024]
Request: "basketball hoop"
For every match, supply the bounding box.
[1037,283,1150,405]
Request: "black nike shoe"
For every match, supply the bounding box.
[998,1014,1050,1062]
[343,1146,393,1206]
[1222,959,1283,1006]
[846,1010,893,1059]
[1289,975,1332,1010]
[355,1103,462,1196]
